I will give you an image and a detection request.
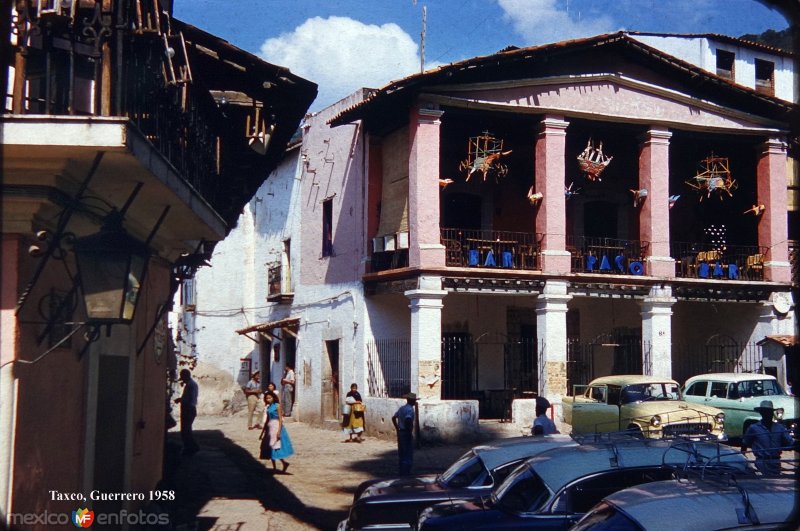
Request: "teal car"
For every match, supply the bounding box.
[683,373,799,439]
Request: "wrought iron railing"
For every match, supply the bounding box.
[673,341,763,386]
[9,1,222,205]
[790,241,798,287]
[366,339,410,398]
[567,236,649,275]
[670,241,767,281]
[441,228,541,270]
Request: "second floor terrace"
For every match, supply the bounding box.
[2,0,316,258]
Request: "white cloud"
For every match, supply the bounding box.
[260,16,423,112]
[497,0,617,45]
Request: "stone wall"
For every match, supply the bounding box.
[363,398,480,443]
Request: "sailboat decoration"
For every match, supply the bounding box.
[685,154,737,201]
[577,138,613,181]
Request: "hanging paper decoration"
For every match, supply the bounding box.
[630,188,648,207]
[527,186,543,206]
[668,194,681,209]
[438,178,454,190]
[577,138,613,181]
[743,204,765,216]
[459,131,512,182]
[685,154,737,201]
[565,182,581,200]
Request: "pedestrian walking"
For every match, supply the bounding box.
[342,383,365,443]
[174,369,199,455]
[392,392,417,475]
[281,364,296,416]
[243,370,262,430]
[259,391,294,473]
[741,400,795,475]
[531,396,559,436]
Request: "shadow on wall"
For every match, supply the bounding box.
[192,361,247,416]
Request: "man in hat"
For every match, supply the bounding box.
[741,400,795,475]
[392,392,418,475]
[243,370,262,430]
[531,396,559,436]
[175,369,199,455]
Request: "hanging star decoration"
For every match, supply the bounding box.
[458,131,512,182]
[577,138,613,181]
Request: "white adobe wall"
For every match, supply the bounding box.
[630,34,795,102]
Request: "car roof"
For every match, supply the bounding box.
[474,434,576,470]
[525,440,748,492]
[685,373,778,384]
[602,478,796,530]
[588,375,679,386]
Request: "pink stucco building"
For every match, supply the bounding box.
[199,32,798,441]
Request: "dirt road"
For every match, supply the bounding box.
[165,415,510,530]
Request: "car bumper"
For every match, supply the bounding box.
[338,518,414,531]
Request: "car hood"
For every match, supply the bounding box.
[623,401,722,421]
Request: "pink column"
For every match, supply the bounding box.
[535,116,571,273]
[757,138,790,283]
[638,128,675,277]
[408,103,445,269]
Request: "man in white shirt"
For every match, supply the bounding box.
[531,396,558,436]
[244,371,262,430]
[281,365,296,416]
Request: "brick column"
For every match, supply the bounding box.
[405,275,447,400]
[638,128,675,278]
[756,138,790,282]
[536,280,572,416]
[535,116,571,274]
[641,285,677,379]
[408,103,445,269]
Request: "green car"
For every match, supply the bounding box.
[683,373,799,439]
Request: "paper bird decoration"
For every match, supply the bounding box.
[743,204,765,216]
[630,188,648,207]
[565,182,581,200]
[438,178,454,189]
[527,186,543,206]
[668,194,680,209]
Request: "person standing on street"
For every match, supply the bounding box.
[244,370,262,430]
[531,396,559,436]
[392,393,417,475]
[281,364,296,417]
[741,400,795,475]
[175,369,199,455]
[259,391,294,473]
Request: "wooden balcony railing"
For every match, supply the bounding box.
[441,228,541,270]
[568,236,649,276]
[670,241,767,281]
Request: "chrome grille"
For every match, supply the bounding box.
[663,423,712,437]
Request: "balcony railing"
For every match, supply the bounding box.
[670,241,767,281]
[441,228,541,270]
[568,236,649,276]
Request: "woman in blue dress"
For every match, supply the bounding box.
[259,391,294,473]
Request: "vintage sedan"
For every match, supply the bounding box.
[571,477,797,531]
[683,373,799,439]
[562,375,727,439]
[417,439,751,530]
[337,435,576,531]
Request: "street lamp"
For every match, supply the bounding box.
[73,210,150,325]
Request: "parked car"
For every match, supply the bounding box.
[683,373,799,439]
[337,435,576,531]
[571,477,797,530]
[562,375,727,439]
[416,438,751,530]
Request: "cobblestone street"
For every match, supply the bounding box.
[164,415,517,530]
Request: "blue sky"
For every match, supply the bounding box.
[174,1,792,111]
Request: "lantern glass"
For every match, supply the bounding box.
[74,216,149,324]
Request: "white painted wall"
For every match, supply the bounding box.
[630,34,796,102]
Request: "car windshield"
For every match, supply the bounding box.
[732,379,786,398]
[621,383,680,404]
[439,451,487,488]
[492,464,549,514]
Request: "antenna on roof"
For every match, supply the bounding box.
[420,5,427,74]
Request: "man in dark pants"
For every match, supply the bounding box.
[741,399,794,475]
[392,393,417,475]
[175,369,199,455]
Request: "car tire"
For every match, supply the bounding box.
[626,424,644,438]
